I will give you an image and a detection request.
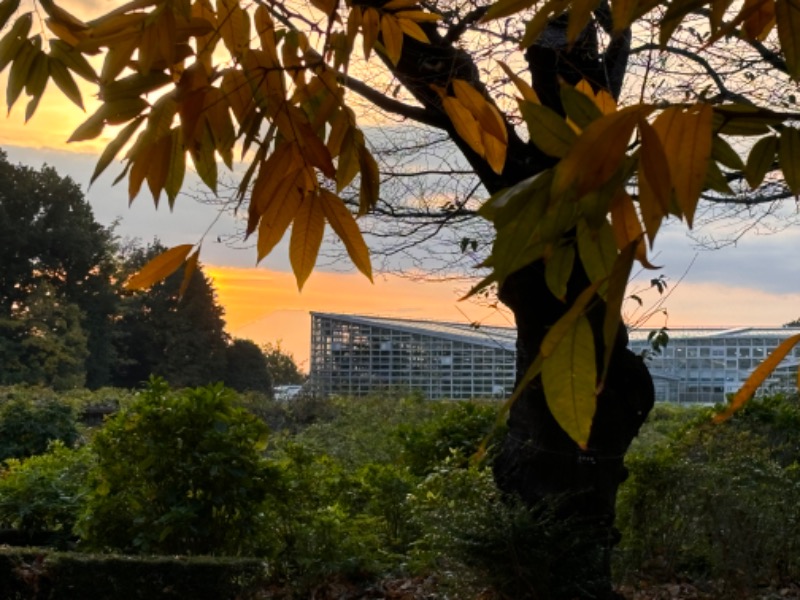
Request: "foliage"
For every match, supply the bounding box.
[0,548,267,600]
[111,243,230,389]
[261,342,305,386]
[77,379,272,556]
[224,338,272,394]
[2,0,798,438]
[396,400,502,475]
[0,442,92,546]
[0,150,118,389]
[0,394,80,462]
[616,395,800,590]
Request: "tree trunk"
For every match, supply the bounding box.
[493,261,655,599]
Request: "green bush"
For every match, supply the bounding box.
[616,395,800,590]
[77,379,274,556]
[0,548,267,600]
[0,392,80,461]
[0,442,92,546]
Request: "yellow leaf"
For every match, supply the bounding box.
[575,79,617,114]
[611,0,638,33]
[776,0,800,79]
[380,14,403,65]
[255,175,304,261]
[553,105,647,199]
[290,193,326,290]
[577,219,617,290]
[320,189,372,280]
[779,127,800,194]
[609,191,643,250]
[362,7,379,60]
[440,93,485,157]
[650,103,713,227]
[714,333,800,422]
[544,243,575,301]
[392,10,442,21]
[178,247,200,298]
[383,0,420,9]
[498,61,539,104]
[309,0,337,16]
[482,0,538,22]
[482,129,507,175]
[125,244,194,290]
[397,18,428,43]
[542,314,597,448]
[452,79,508,143]
[217,0,250,58]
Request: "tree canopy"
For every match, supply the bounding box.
[2,0,797,439]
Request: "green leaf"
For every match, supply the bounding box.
[744,134,778,188]
[48,57,83,109]
[0,0,20,31]
[560,82,603,130]
[711,135,745,171]
[779,126,800,194]
[776,0,800,80]
[90,117,144,184]
[519,101,577,158]
[49,39,97,82]
[0,11,31,74]
[577,219,617,291]
[542,314,597,448]
[544,243,574,301]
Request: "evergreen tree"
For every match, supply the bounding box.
[224,338,273,394]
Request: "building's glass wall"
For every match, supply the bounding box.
[310,314,516,399]
[629,330,800,403]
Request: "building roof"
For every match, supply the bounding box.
[313,313,800,349]
[311,312,517,352]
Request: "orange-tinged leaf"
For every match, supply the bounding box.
[256,177,304,261]
[362,7,379,59]
[542,313,597,449]
[776,0,800,79]
[714,333,800,422]
[290,193,326,290]
[453,79,508,143]
[217,0,250,58]
[380,14,403,65]
[638,119,672,213]
[779,126,800,194]
[650,104,713,227]
[165,127,185,208]
[610,191,644,250]
[742,0,775,38]
[553,105,648,198]
[128,142,151,202]
[146,134,173,204]
[125,244,194,290]
[309,0,337,16]
[482,129,507,174]
[441,94,485,157]
[397,17,428,42]
[178,248,200,298]
[611,0,638,33]
[320,189,372,280]
[392,10,442,21]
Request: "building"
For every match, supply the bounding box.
[309,312,516,399]
[309,313,800,403]
[628,327,800,404]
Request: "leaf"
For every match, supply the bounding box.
[178,248,200,299]
[217,0,250,58]
[711,135,745,171]
[255,176,304,261]
[610,190,644,250]
[0,0,20,31]
[320,189,372,280]
[577,219,617,291]
[440,93,485,157]
[553,105,648,199]
[742,0,776,38]
[650,104,713,227]
[482,0,538,22]
[560,82,603,131]
[779,126,800,194]
[542,314,597,448]
[48,39,97,82]
[125,244,194,290]
[545,243,574,301]
[310,0,337,16]
[23,51,49,121]
[638,118,672,217]
[744,134,778,188]
[611,0,638,33]
[7,36,38,112]
[358,144,380,215]
[713,333,800,422]
[498,61,539,104]
[453,80,507,143]
[90,116,144,184]
[290,193,326,290]
[776,0,800,79]
[48,57,83,109]
[519,101,577,158]
[600,240,637,385]
[397,17,428,43]
[0,11,31,74]
[165,128,186,208]
[380,14,403,65]
[361,7,380,60]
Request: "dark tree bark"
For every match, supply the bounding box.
[350,8,656,597]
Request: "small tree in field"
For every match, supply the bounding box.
[3,0,800,594]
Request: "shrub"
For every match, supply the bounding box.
[77,379,274,556]
[616,395,800,590]
[0,441,92,547]
[0,392,79,461]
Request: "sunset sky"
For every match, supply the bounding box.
[2,15,800,371]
